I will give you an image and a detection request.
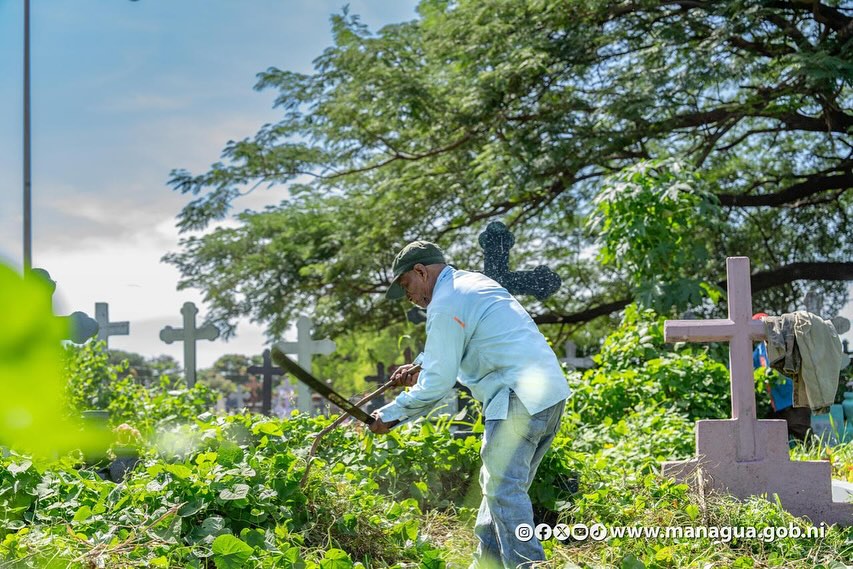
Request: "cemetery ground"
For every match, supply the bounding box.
[0,307,850,569]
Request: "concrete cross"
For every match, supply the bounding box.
[159,302,220,388]
[275,316,336,413]
[662,256,852,526]
[407,306,427,325]
[365,362,387,386]
[664,257,765,461]
[94,302,129,348]
[804,290,823,315]
[248,349,283,416]
[561,341,595,370]
[30,268,98,344]
[478,221,561,301]
[804,288,851,336]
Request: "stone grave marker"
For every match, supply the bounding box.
[94,302,129,349]
[159,302,220,388]
[406,306,427,325]
[273,316,336,413]
[30,268,98,344]
[248,349,283,416]
[478,221,561,300]
[561,341,595,370]
[661,257,852,526]
[804,289,851,335]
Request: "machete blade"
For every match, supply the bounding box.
[270,345,375,425]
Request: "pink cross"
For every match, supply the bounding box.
[664,257,766,461]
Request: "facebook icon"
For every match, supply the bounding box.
[535,523,552,541]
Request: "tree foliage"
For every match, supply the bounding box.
[165,0,853,341]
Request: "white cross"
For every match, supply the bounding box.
[275,316,336,413]
[94,302,129,349]
[159,302,220,388]
[560,341,594,370]
[664,257,766,461]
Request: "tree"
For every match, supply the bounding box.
[196,353,264,396]
[164,0,853,343]
[107,350,181,386]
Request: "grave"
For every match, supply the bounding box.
[30,268,98,344]
[661,257,852,526]
[159,302,220,387]
[273,316,336,413]
[561,341,595,370]
[407,306,427,325]
[94,302,129,349]
[248,349,284,416]
[804,290,851,336]
[478,221,561,300]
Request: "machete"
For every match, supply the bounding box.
[271,345,377,425]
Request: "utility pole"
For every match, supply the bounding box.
[23,0,32,273]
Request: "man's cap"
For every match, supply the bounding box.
[385,241,446,300]
[752,312,768,320]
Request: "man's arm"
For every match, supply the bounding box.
[371,312,465,430]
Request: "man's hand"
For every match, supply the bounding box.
[390,363,421,387]
[369,412,399,434]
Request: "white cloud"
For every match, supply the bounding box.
[35,217,291,369]
[101,94,192,113]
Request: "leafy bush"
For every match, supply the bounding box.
[65,341,218,434]
[0,414,453,568]
[2,292,849,568]
[567,305,731,425]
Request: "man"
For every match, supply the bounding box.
[752,312,811,442]
[370,240,570,568]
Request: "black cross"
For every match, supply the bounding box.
[248,349,284,416]
[478,221,561,301]
[365,362,387,386]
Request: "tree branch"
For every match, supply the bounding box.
[764,1,852,34]
[663,106,853,135]
[717,170,853,207]
[532,261,853,325]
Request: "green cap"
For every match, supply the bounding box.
[385,241,446,300]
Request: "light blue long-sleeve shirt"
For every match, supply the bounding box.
[377,266,571,425]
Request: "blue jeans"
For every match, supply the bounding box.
[470,392,565,569]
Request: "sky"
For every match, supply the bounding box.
[0,0,419,368]
[1,0,851,373]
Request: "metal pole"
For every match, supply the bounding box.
[23,0,32,274]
